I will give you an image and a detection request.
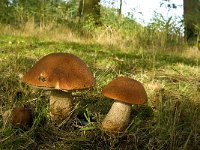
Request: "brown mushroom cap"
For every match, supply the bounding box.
[11,107,33,127]
[102,77,147,104]
[23,53,95,90]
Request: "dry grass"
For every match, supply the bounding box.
[0,20,188,53]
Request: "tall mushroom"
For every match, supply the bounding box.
[22,53,95,121]
[101,76,147,132]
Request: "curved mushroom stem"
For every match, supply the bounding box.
[50,90,72,121]
[101,101,132,132]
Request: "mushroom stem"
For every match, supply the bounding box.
[102,101,132,132]
[50,90,72,121]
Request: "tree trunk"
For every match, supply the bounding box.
[78,0,101,25]
[0,0,10,23]
[118,0,122,16]
[183,0,200,42]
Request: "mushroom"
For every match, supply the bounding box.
[3,106,33,128]
[22,53,95,121]
[101,76,147,132]
[11,106,33,127]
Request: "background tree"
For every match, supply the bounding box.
[118,0,122,16]
[78,0,101,25]
[183,0,200,42]
[0,0,12,23]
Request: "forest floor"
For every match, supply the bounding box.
[0,30,200,149]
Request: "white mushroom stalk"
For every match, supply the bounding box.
[50,90,72,120]
[102,101,132,132]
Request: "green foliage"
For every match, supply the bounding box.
[146,12,184,49]
[82,16,96,33]
[0,0,78,27]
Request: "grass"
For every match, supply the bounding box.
[0,27,200,150]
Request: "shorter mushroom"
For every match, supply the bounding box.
[11,106,33,127]
[3,106,33,128]
[101,76,147,132]
[22,53,95,121]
